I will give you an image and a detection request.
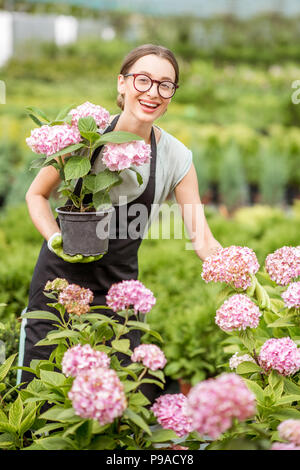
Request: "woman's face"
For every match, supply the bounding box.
[117,54,176,123]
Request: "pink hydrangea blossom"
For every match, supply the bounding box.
[62,344,110,377]
[201,245,260,290]
[271,442,300,450]
[265,246,300,286]
[185,373,256,440]
[229,352,256,370]
[102,141,151,171]
[282,282,300,309]
[278,420,300,445]
[215,294,262,332]
[131,344,167,371]
[151,394,193,438]
[106,279,156,314]
[68,367,127,425]
[26,124,82,156]
[258,337,300,376]
[58,283,94,316]
[68,101,110,133]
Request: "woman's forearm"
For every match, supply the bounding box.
[26,194,61,241]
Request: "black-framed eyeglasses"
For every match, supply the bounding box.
[123,73,179,99]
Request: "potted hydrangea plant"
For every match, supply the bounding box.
[26,102,151,257]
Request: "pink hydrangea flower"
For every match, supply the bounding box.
[68,367,127,425]
[106,279,156,314]
[282,282,300,309]
[68,101,110,133]
[215,294,262,332]
[265,246,300,286]
[201,245,260,290]
[62,344,110,377]
[258,337,300,376]
[271,442,300,450]
[229,352,256,370]
[102,141,151,171]
[151,394,193,438]
[278,420,300,445]
[26,124,82,156]
[58,283,94,316]
[185,373,256,440]
[131,344,167,371]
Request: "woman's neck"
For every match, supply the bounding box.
[113,111,153,145]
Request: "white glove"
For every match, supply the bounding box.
[47,232,61,253]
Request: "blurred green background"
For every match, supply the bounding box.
[0,1,299,386]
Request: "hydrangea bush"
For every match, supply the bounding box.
[0,243,299,450]
[199,244,300,450]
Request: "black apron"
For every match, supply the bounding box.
[20,114,161,402]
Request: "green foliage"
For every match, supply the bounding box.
[0,286,202,450]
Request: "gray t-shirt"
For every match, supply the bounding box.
[91,124,193,233]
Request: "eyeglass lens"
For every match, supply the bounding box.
[134,75,176,98]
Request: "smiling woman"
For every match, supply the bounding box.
[19,43,222,405]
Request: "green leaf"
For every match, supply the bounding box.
[80,131,101,143]
[283,378,300,395]
[149,429,179,442]
[277,395,300,405]
[0,353,17,382]
[111,339,130,354]
[123,381,139,393]
[40,406,82,423]
[39,370,66,387]
[270,407,300,420]
[266,317,294,328]
[27,113,44,127]
[35,436,76,450]
[83,174,96,192]
[0,422,17,434]
[127,321,163,343]
[129,392,150,407]
[29,156,47,170]
[129,167,143,186]
[148,369,165,382]
[242,378,264,404]
[0,408,8,422]
[45,143,85,163]
[92,169,121,193]
[22,311,60,322]
[46,330,80,341]
[270,298,286,314]
[19,407,37,436]
[236,361,262,374]
[139,378,165,389]
[8,395,23,430]
[55,103,76,121]
[100,130,143,144]
[25,106,50,122]
[77,116,97,133]
[89,435,116,450]
[123,408,152,436]
[268,371,284,400]
[64,156,91,180]
[92,191,112,211]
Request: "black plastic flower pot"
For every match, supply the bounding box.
[55,205,115,256]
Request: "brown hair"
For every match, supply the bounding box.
[117,44,179,110]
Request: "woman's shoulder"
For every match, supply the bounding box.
[155,125,192,158]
